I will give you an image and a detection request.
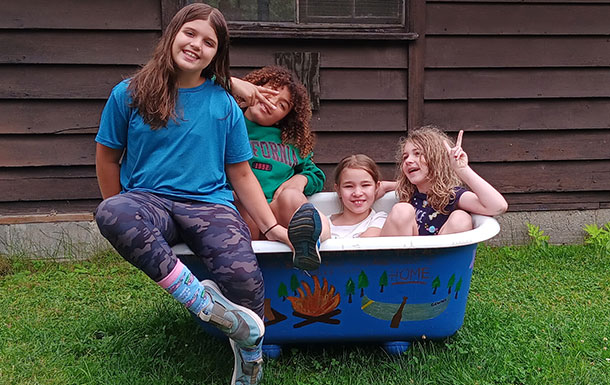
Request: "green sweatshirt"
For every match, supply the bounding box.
[245,118,325,202]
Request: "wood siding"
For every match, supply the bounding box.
[1,0,160,214]
[1,0,609,216]
[424,0,610,211]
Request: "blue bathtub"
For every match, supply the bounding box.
[173,192,500,357]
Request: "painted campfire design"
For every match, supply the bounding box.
[264,269,464,329]
[286,275,341,328]
[361,295,450,327]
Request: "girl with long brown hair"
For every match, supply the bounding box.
[94,4,280,384]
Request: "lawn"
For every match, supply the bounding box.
[1,243,609,385]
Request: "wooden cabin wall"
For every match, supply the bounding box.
[229,39,409,190]
[424,0,610,211]
[2,0,609,217]
[0,0,161,215]
[0,0,410,216]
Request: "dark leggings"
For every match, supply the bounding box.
[95,191,264,318]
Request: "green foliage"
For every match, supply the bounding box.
[526,222,550,247]
[583,223,610,256]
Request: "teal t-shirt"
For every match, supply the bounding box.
[96,79,252,209]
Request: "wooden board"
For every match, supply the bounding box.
[1,0,160,30]
[427,2,610,35]
[0,167,100,202]
[0,100,105,134]
[425,68,610,100]
[424,99,610,131]
[0,65,139,99]
[426,36,610,68]
[231,40,408,69]
[1,31,158,65]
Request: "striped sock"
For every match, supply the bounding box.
[157,260,211,315]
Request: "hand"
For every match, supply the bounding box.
[444,130,469,170]
[272,175,308,201]
[231,77,279,110]
[375,180,396,200]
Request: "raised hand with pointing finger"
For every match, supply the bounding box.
[444,130,468,170]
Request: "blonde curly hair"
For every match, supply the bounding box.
[240,66,315,157]
[395,125,464,214]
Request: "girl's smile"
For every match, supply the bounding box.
[172,19,218,87]
[336,167,378,220]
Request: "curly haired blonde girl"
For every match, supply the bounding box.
[395,125,463,214]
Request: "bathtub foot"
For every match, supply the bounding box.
[382,341,411,356]
[262,344,282,359]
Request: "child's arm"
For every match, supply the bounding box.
[230,77,278,109]
[273,154,325,200]
[445,130,508,216]
[227,160,290,244]
[376,180,397,200]
[358,211,387,237]
[293,154,326,196]
[359,227,382,237]
[95,143,123,199]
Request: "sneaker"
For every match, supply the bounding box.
[288,202,322,270]
[230,339,263,385]
[198,280,265,348]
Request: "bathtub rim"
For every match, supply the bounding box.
[172,213,499,255]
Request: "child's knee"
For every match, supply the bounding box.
[445,210,473,232]
[388,202,416,221]
[274,188,307,210]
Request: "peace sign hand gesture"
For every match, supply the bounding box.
[443,130,469,170]
[231,77,279,110]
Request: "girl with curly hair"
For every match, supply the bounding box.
[380,125,508,236]
[231,66,330,271]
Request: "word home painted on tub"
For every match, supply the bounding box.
[389,267,431,285]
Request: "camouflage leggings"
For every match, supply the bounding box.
[95,191,264,318]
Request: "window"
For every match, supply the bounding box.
[206,0,405,27]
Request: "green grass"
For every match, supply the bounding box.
[1,245,609,385]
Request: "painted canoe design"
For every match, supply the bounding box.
[361,294,450,325]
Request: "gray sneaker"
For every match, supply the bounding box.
[198,280,265,348]
[230,339,263,385]
[288,203,322,270]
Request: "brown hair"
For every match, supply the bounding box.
[334,154,381,186]
[395,125,463,214]
[241,66,314,156]
[128,3,231,129]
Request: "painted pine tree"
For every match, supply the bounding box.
[290,273,300,295]
[432,275,441,294]
[278,282,288,301]
[346,277,355,303]
[454,277,463,299]
[447,273,455,294]
[358,270,369,298]
[379,271,388,293]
